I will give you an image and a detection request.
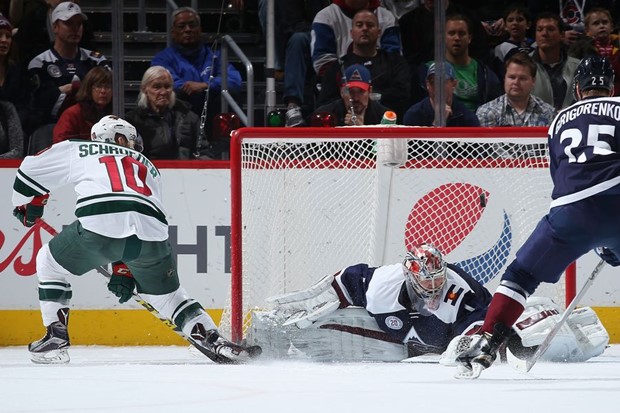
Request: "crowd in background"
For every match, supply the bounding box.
[1,0,620,160]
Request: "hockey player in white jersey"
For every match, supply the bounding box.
[259,244,608,363]
[12,115,260,364]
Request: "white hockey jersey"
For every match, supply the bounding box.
[12,140,168,241]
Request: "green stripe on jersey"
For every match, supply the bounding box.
[78,193,164,215]
[76,199,168,224]
[13,170,49,197]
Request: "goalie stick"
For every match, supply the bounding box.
[510,259,606,373]
[35,219,261,364]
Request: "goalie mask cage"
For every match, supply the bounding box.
[225,126,576,342]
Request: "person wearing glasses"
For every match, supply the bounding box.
[53,66,113,143]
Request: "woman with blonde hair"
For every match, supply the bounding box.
[125,65,199,160]
[53,66,113,142]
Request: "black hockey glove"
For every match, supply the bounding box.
[595,247,620,267]
[108,262,135,304]
[13,194,49,227]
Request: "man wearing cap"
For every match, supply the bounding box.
[27,1,109,134]
[315,9,411,120]
[310,63,391,126]
[403,61,479,127]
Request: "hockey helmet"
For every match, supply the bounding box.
[403,244,447,301]
[573,56,615,100]
[91,115,143,152]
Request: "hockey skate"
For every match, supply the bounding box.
[190,324,262,364]
[28,320,70,364]
[455,323,511,379]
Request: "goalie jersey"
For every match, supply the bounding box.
[337,263,492,351]
[12,140,168,241]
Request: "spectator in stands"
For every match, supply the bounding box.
[529,12,580,110]
[125,66,199,160]
[399,0,492,71]
[476,52,556,127]
[27,2,109,135]
[492,4,534,79]
[11,0,94,66]
[416,14,501,112]
[311,0,401,86]
[403,62,479,127]
[280,0,329,127]
[310,63,391,126]
[0,100,24,158]
[568,7,620,95]
[151,7,241,142]
[0,13,30,132]
[316,9,410,120]
[52,66,112,143]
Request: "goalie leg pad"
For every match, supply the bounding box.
[566,307,609,361]
[248,308,407,362]
[268,272,350,329]
[512,296,609,362]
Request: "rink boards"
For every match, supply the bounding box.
[0,162,619,345]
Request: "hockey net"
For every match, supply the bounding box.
[224,126,574,341]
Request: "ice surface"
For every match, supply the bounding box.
[1,345,620,413]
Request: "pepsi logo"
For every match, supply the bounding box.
[404,183,512,285]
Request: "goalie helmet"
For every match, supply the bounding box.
[403,244,447,301]
[573,56,615,100]
[91,115,143,152]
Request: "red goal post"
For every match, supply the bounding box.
[227,126,576,342]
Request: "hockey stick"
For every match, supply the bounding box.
[510,259,606,373]
[35,219,258,364]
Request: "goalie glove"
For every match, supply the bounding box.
[107,262,135,304]
[595,247,620,267]
[13,194,49,227]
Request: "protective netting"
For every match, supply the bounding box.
[223,128,560,340]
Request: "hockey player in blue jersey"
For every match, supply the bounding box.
[269,244,493,356]
[455,56,620,378]
[262,243,607,363]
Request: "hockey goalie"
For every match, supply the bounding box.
[248,244,609,363]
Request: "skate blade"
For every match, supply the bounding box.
[30,349,70,364]
[454,363,484,380]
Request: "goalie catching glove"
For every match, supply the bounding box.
[107,262,135,304]
[13,194,49,227]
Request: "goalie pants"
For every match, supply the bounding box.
[503,193,620,295]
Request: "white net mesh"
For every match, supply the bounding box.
[223,127,562,340]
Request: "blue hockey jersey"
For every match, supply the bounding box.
[548,96,620,208]
[336,262,491,351]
